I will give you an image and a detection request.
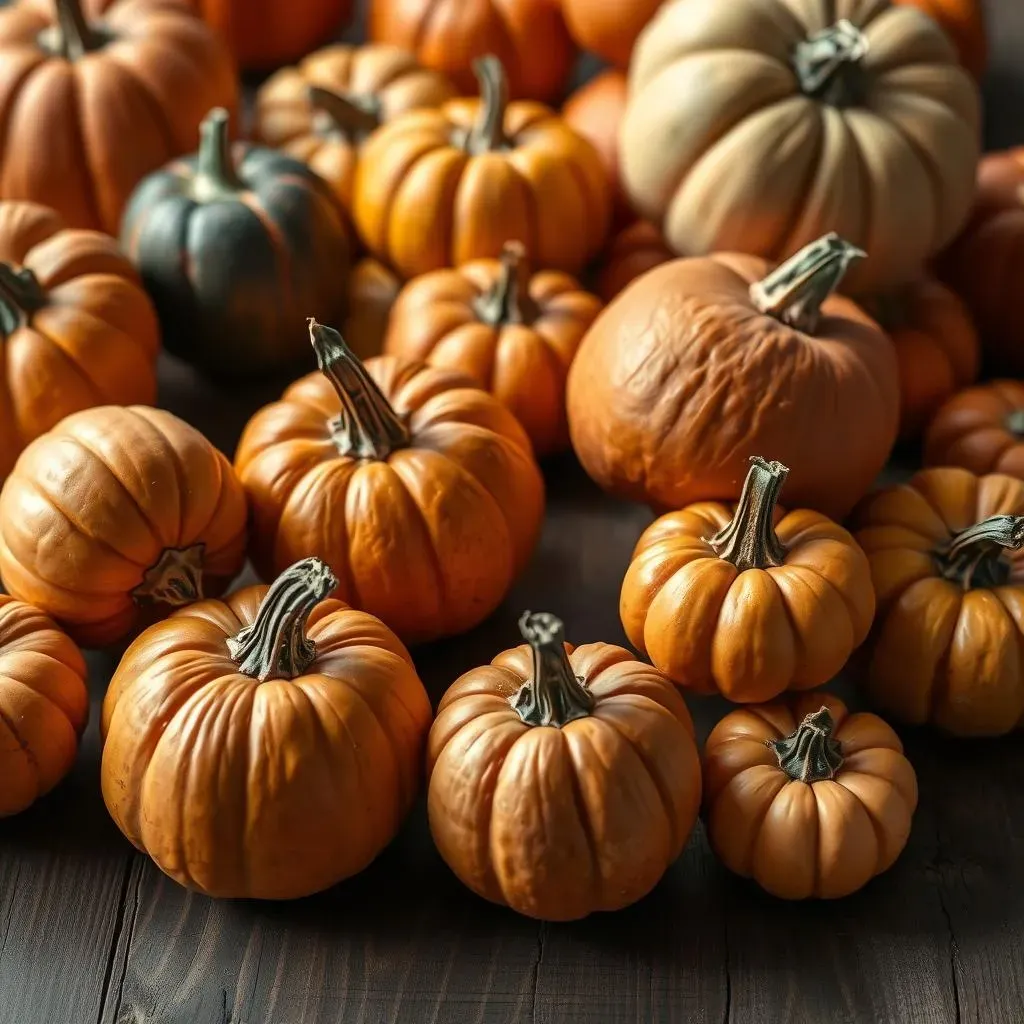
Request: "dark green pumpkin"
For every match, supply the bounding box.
[120,107,352,379]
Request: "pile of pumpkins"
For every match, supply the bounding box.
[0,0,1021,922]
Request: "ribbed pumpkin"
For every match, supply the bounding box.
[896,0,986,79]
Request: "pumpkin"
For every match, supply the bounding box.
[854,466,1024,736]
[0,200,160,481]
[253,44,456,216]
[0,0,238,235]
[384,241,602,457]
[427,610,701,920]
[560,0,662,68]
[101,556,433,899]
[0,595,88,817]
[353,56,611,279]
[621,456,875,702]
[595,220,673,304]
[368,0,574,103]
[0,405,248,648]
[620,0,980,294]
[567,233,900,520]
[121,107,352,380]
[234,319,545,644]
[343,258,401,363]
[895,0,986,79]
[703,693,917,899]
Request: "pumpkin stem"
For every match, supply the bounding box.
[708,456,789,572]
[133,544,206,608]
[308,318,411,460]
[1005,409,1024,438]
[0,264,46,336]
[768,706,845,783]
[51,0,103,60]
[227,558,338,682]
[194,108,245,200]
[749,232,865,334]
[793,19,869,107]
[511,611,594,728]
[474,242,537,326]
[464,55,509,154]
[307,85,381,141]
[935,514,1024,589]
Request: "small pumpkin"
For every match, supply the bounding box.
[0,0,238,235]
[567,234,900,521]
[427,610,702,920]
[353,56,610,279]
[895,0,986,79]
[621,456,875,702]
[703,693,918,899]
[560,0,662,69]
[253,44,456,215]
[101,556,433,899]
[595,220,673,304]
[0,200,160,480]
[234,320,545,644]
[0,595,88,818]
[384,242,602,457]
[0,405,248,648]
[343,258,402,363]
[121,107,353,380]
[854,466,1024,736]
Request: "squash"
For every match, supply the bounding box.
[101,556,433,899]
[234,319,545,644]
[254,44,456,216]
[854,466,1024,736]
[427,610,701,920]
[0,405,248,648]
[703,693,917,899]
[343,258,401,363]
[621,456,875,702]
[384,241,602,457]
[353,56,610,279]
[121,107,352,380]
[0,0,238,235]
[368,0,574,103]
[567,233,900,521]
[620,0,980,294]
[595,220,673,303]
[560,0,663,69]
[0,595,88,817]
[896,0,986,79]
[0,200,160,480]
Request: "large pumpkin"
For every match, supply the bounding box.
[0,405,248,648]
[0,0,238,235]
[101,557,433,899]
[234,320,545,644]
[560,0,662,68]
[567,233,900,520]
[896,0,986,79]
[620,0,980,293]
[0,201,159,480]
[595,220,673,303]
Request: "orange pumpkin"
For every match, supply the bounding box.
[427,611,702,920]
[343,258,402,362]
[560,0,662,68]
[595,220,673,304]
[896,0,986,79]
[384,242,602,457]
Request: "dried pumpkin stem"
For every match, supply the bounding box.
[53,0,101,60]
[307,85,381,140]
[768,706,845,783]
[474,242,536,326]
[194,108,245,200]
[793,19,869,106]
[464,55,509,154]
[227,557,338,682]
[749,233,865,334]
[512,611,593,728]
[1005,410,1024,438]
[308,318,410,460]
[133,544,206,608]
[936,514,1024,589]
[708,456,789,572]
[0,264,45,335]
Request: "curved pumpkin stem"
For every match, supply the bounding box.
[227,557,338,682]
[195,108,245,199]
[1005,410,1024,438]
[133,544,206,608]
[52,0,102,60]
[512,611,593,728]
[307,85,381,141]
[793,19,869,106]
[708,456,789,572]
[464,55,510,154]
[936,513,1024,589]
[0,264,45,336]
[474,242,537,326]
[769,706,845,783]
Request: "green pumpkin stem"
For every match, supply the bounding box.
[1005,409,1024,438]
[307,85,381,140]
[195,108,245,198]
[769,706,845,783]
[465,55,509,154]
[474,242,536,325]
[53,0,100,60]
[512,612,593,727]
[227,557,337,682]
[0,264,45,336]
[793,19,869,106]
[708,456,789,572]
[132,544,206,608]
[936,514,1024,589]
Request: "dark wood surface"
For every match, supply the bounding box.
[3,3,1024,1023]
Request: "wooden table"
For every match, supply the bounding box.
[4,3,1024,1022]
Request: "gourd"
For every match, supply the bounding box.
[595,221,673,303]
[560,0,663,69]
[343,258,402,362]
[896,0,986,78]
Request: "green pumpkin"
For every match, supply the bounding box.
[121,107,352,379]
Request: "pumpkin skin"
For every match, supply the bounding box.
[0,595,88,818]
[427,611,702,921]
[121,108,352,380]
[895,0,985,79]
[353,56,611,279]
[235,320,545,644]
[101,557,433,899]
[384,242,602,457]
[561,0,662,69]
[703,693,918,899]
[0,405,248,648]
[343,258,402,363]
[567,234,900,520]
[854,466,1024,736]
[595,220,673,304]
[621,457,875,702]
[0,0,238,235]
[253,44,456,216]
[620,0,980,294]
[0,201,160,481]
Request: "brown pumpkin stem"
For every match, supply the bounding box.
[227,557,337,682]
[708,456,789,572]
[935,514,1024,589]
[194,108,245,199]
[0,264,45,336]
[307,85,381,141]
[512,611,593,728]
[50,0,104,60]
[1005,409,1024,438]
[464,55,510,154]
[793,19,869,106]
[308,318,411,460]
[768,706,845,783]
[133,545,206,608]
[474,242,537,326]
[749,233,865,335]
